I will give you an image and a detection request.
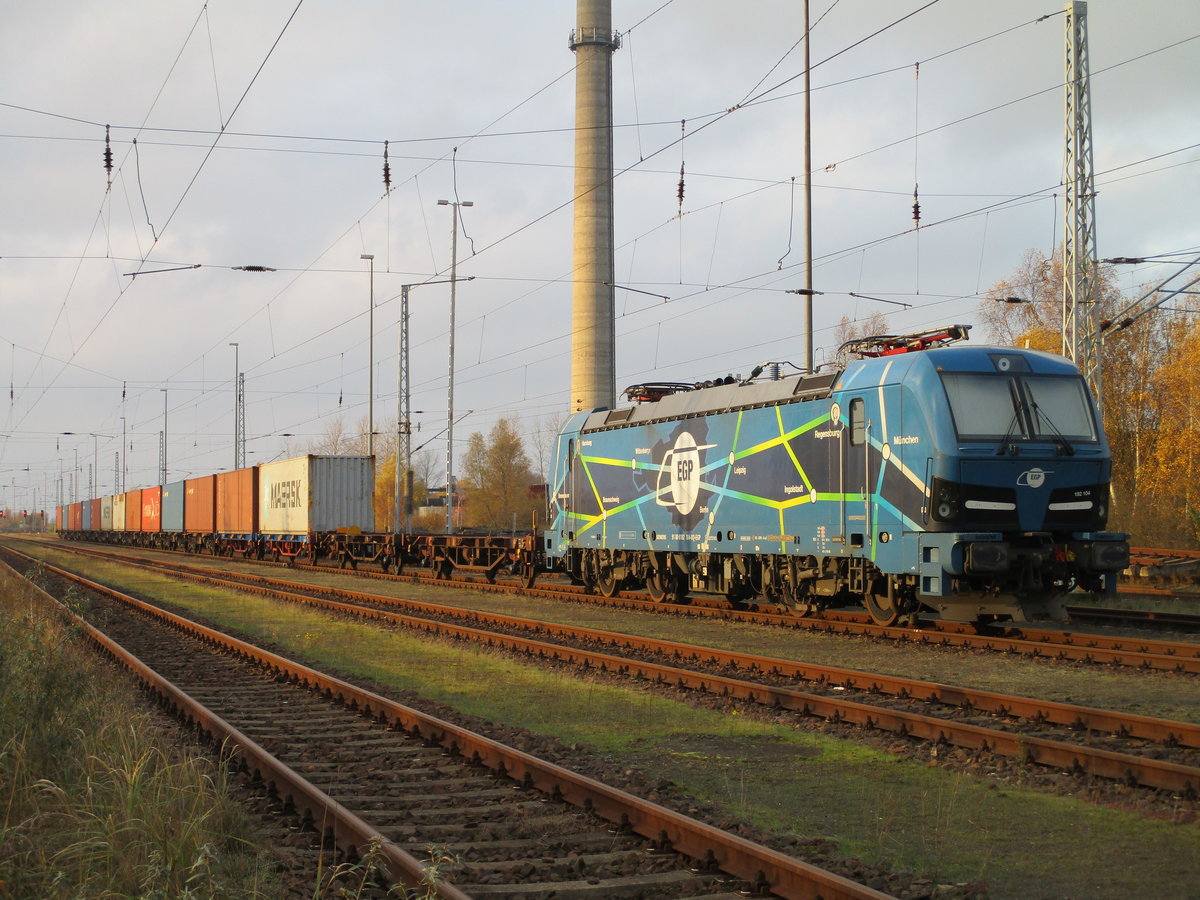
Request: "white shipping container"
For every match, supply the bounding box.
[112,493,126,531]
[257,455,375,534]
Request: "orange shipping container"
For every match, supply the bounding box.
[140,486,162,532]
[216,467,257,533]
[184,475,216,533]
[124,489,142,531]
[90,498,101,530]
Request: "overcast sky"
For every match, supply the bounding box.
[2,0,1197,510]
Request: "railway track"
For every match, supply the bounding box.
[34,536,1200,673]
[13,541,1199,804]
[1127,546,1200,584]
[2,546,894,900]
[1065,604,1200,632]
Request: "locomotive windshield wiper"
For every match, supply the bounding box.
[1032,402,1076,456]
[996,408,1022,456]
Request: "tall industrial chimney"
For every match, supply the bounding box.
[569,0,620,412]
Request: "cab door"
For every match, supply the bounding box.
[843,396,869,551]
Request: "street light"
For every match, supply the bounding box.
[436,199,473,534]
[229,343,241,470]
[120,417,126,492]
[160,389,168,485]
[361,254,376,459]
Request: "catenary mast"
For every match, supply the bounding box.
[1062,1,1101,406]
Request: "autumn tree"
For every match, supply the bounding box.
[1125,315,1200,545]
[980,248,1200,546]
[458,417,539,532]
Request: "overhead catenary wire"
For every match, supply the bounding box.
[4,5,1194,490]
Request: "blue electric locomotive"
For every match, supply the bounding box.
[542,326,1130,624]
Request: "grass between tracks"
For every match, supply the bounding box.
[0,568,281,898]
[22,546,1200,900]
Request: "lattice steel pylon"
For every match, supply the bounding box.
[1062,0,1102,407]
[235,372,246,469]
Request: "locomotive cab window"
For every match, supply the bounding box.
[1024,376,1097,442]
[849,398,866,446]
[940,372,1097,444]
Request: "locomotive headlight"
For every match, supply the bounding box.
[930,477,962,523]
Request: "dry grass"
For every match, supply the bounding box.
[0,568,279,898]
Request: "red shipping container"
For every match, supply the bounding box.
[140,486,162,533]
[184,475,216,533]
[216,466,258,533]
[90,498,101,530]
[124,489,142,531]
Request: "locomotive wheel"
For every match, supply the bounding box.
[590,551,622,597]
[864,578,900,627]
[781,583,818,617]
[597,565,621,598]
[646,569,686,604]
[780,559,818,617]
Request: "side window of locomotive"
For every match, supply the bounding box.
[849,398,866,446]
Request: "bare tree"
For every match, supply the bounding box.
[832,311,889,366]
[528,412,566,483]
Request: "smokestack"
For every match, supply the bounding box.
[569,0,620,412]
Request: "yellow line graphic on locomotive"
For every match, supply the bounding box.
[567,408,839,540]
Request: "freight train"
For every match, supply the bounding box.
[55,453,539,582]
[542,326,1130,624]
[55,326,1130,625]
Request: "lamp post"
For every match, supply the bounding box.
[436,199,473,534]
[229,343,239,470]
[360,254,376,459]
[160,388,168,485]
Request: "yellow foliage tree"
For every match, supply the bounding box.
[1130,317,1200,545]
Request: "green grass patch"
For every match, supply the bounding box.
[21,546,1200,898]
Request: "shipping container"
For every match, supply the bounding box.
[101,496,114,531]
[141,486,162,532]
[258,455,375,535]
[69,502,83,531]
[82,499,93,530]
[184,475,216,533]
[216,467,257,533]
[113,493,126,531]
[90,498,101,530]
[124,489,142,531]
[162,480,185,533]
[55,505,63,531]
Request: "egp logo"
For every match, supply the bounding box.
[656,431,716,515]
[1017,467,1052,488]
